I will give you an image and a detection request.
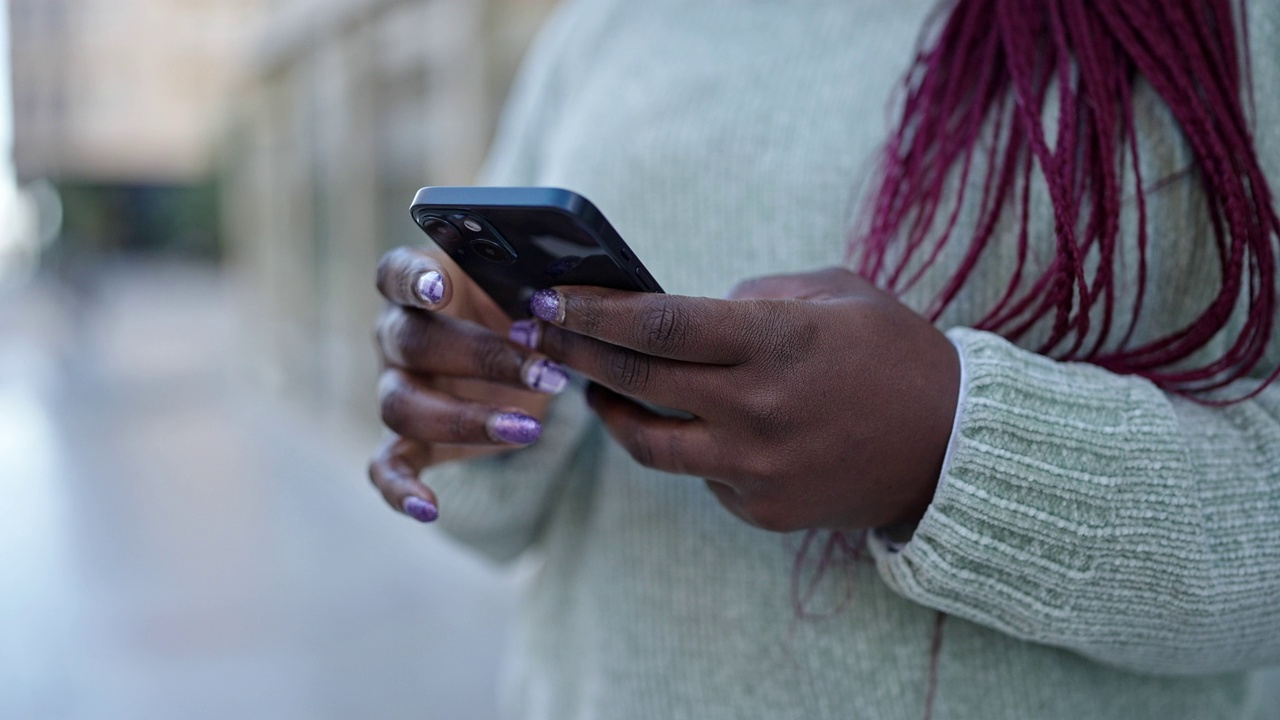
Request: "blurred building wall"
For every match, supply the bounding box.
[9,0,267,184]
[9,0,558,424]
[8,0,273,263]
[220,0,558,429]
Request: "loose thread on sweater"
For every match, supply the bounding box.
[789,530,948,719]
[789,529,866,619]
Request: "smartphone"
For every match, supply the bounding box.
[411,186,690,418]
[409,186,663,320]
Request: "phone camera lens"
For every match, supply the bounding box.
[421,216,461,246]
[470,238,515,264]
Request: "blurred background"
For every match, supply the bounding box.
[3,1,1279,719]
[1,0,557,718]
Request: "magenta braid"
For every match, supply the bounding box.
[850,0,1280,401]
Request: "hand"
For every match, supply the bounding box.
[528,267,960,532]
[368,246,570,523]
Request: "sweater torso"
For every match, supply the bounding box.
[437,1,1280,717]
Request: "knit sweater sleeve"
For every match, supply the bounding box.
[870,327,1280,675]
[425,2,597,564]
[870,0,1280,675]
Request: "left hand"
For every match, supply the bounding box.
[531,267,960,532]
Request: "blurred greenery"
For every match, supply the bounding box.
[53,180,222,260]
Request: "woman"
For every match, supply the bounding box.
[370,0,1280,717]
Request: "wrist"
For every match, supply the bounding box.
[880,331,966,537]
[886,329,962,528]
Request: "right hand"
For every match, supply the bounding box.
[369,246,567,523]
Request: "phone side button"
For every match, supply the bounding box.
[635,267,658,291]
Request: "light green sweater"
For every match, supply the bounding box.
[426,1,1280,718]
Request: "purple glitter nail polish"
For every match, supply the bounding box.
[522,358,569,394]
[402,496,439,523]
[488,412,542,444]
[509,319,541,349]
[415,270,445,305]
[529,289,564,323]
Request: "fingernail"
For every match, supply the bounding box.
[402,496,439,523]
[529,289,564,323]
[509,319,541,349]
[521,358,569,394]
[487,412,542,444]
[415,270,445,306]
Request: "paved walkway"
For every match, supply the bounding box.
[0,262,516,720]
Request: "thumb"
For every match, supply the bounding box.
[376,245,457,310]
[726,266,874,301]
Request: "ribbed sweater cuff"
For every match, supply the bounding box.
[869,327,1179,639]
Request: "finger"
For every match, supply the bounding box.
[377,246,453,309]
[725,276,805,301]
[378,306,569,395]
[379,368,543,446]
[529,286,772,364]
[704,479,749,521]
[726,267,870,300]
[368,435,440,522]
[702,475,789,533]
[585,383,724,478]
[540,324,723,414]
